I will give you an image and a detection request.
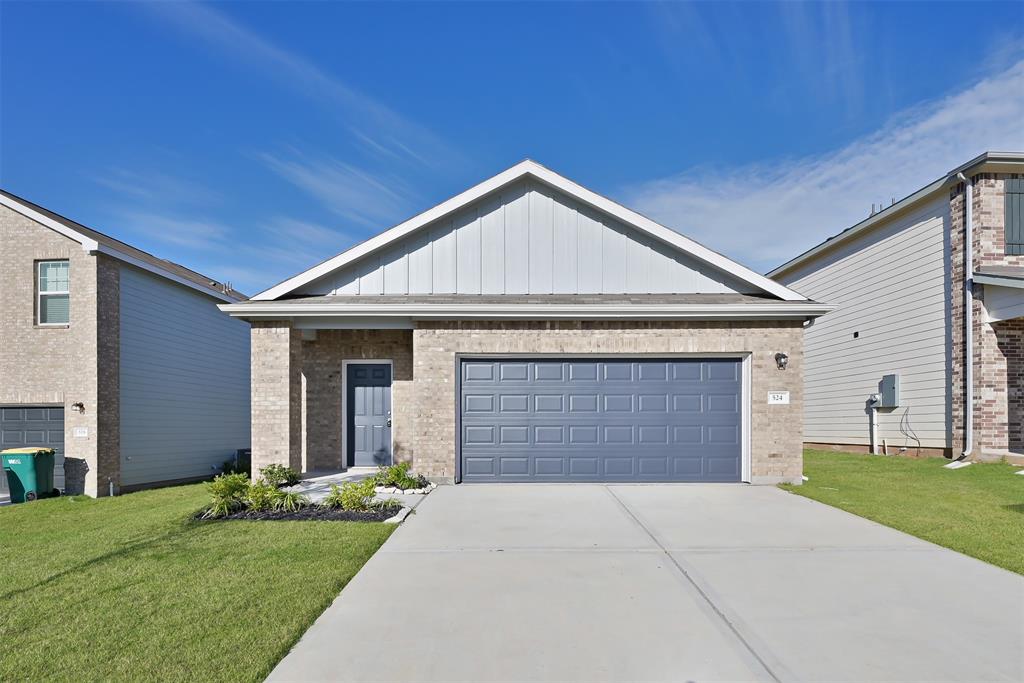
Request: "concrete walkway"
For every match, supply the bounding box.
[268,485,1024,682]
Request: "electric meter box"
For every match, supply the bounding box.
[878,374,900,408]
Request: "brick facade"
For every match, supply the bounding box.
[0,205,119,496]
[250,324,415,474]
[950,172,1024,459]
[252,319,805,484]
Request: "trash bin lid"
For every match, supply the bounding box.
[0,447,55,455]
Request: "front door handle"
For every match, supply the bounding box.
[386,418,392,427]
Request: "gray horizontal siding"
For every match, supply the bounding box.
[780,197,951,449]
[298,179,754,296]
[119,265,250,486]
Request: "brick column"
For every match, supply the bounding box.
[951,173,1024,458]
[93,255,121,496]
[251,321,302,473]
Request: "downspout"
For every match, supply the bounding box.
[950,172,974,465]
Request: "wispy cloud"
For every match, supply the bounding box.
[624,59,1024,273]
[648,2,867,116]
[265,216,356,247]
[92,168,223,206]
[113,211,234,251]
[141,1,459,169]
[259,150,418,228]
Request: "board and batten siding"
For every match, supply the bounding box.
[298,179,754,296]
[779,196,952,450]
[119,265,250,486]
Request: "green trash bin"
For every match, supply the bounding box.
[1,447,58,503]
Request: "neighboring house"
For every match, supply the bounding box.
[0,190,252,498]
[770,151,1024,463]
[221,161,829,484]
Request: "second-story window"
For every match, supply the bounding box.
[38,260,70,325]
[1006,178,1024,255]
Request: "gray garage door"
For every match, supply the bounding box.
[459,358,742,482]
[0,407,65,495]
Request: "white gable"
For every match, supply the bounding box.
[297,179,754,296]
[255,160,807,301]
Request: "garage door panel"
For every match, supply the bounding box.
[535,364,565,381]
[463,394,494,413]
[499,457,529,475]
[569,425,599,444]
[499,395,529,412]
[0,406,65,494]
[460,358,742,482]
[534,395,564,412]
[535,457,563,475]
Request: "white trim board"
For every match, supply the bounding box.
[340,359,395,469]
[221,301,833,320]
[770,152,1024,280]
[0,192,238,303]
[251,160,809,302]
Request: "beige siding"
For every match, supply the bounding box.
[780,197,951,450]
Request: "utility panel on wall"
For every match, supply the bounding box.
[878,374,900,408]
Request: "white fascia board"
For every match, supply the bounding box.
[768,178,947,280]
[523,163,808,302]
[251,160,809,302]
[1,193,236,302]
[770,153,1024,280]
[251,162,535,301]
[0,193,100,251]
[92,245,237,302]
[220,301,833,320]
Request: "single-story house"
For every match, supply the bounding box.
[221,161,829,484]
[0,190,252,497]
[770,151,1024,464]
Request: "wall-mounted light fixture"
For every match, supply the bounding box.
[71,402,85,413]
[775,353,789,370]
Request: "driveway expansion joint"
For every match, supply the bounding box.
[602,485,785,683]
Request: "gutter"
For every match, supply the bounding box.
[947,172,974,467]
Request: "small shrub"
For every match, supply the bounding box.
[322,478,377,511]
[373,462,429,490]
[259,464,301,488]
[245,481,279,512]
[273,490,310,512]
[202,473,250,519]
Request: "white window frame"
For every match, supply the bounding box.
[37,260,70,327]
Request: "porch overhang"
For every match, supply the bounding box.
[220,294,833,325]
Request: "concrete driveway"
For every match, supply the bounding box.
[268,485,1024,682]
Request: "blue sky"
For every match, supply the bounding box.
[2,1,1023,294]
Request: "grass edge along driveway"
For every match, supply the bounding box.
[783,449,1024,575]
[0,483,394,682]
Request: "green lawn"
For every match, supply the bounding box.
[783,450,1024,574]
[0,483,395,682]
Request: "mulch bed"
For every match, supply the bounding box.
[197,506,402,522]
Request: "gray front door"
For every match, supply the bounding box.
[347,364,392,467]
[0,406,65,494]
[460,358,742,482]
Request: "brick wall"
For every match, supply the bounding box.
[993,319,1024,451]
[250,322,302,473]
[412,320,805,484]
[299,329,413,471]
[252,319,804,484]
[0,205,119,496]
[250,324,414,473]
[950,173,1024,458]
